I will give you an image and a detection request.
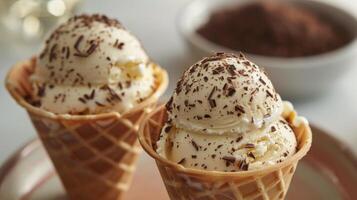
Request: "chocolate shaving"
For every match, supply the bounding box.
[239,52,245,59]
[208,86,217,99]
[222,156,236,163]
[73,52,89,57]
[36,84,46,97]
[178,158,186,164]
[191,140,199,151]
[108,88,121,101]
[49,44,57,62]
[164,125,172,133]
[223,83,228,91]
[189,66,196,73]
[39,48,48,59]
[114,39,118,47]
[207,86,217,108]
[118,82,123,90]
[95,101,105,107]
[242,61,251,66]
[66,47,70,59]
[117,42,124,49]
[235,105,245,113]
[166,97,173,112]
[209,99,216,108]
[227,65,237,75]
[238,69,248,76]
[259,77,266,85]
[266,90,274,98]
[213,66,224,74]
[86,43,98,55]
[238,160,249,171]
[175,79,183,94]
[78,97,86,103]
[74,35,84,52]
[245,143,255,148]
[89,90,95,99]
[236,136,243,142]
[226,87,236,97]
[74,43,98,57]
[248,152,256,159]
[201,56,221,64]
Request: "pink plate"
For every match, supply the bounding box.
[0,125,356,200]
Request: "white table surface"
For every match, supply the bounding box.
[0,0,356,164]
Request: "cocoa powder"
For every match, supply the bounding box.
[197,1,353,57]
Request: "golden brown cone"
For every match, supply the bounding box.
[138,105,312,200]
[6,58,168,200]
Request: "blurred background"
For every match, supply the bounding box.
[0,0,356,166]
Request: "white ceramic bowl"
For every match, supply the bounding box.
[177,0,357,99]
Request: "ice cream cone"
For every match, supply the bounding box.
[138,105,312,200]
[6,58,168,200]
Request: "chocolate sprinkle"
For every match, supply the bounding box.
[266,90,274,98]
[208,99,216,108]
[78,97,86,103]
[178,158,186,164]
[248,152,256,159]
[235,105,245,113]
[49,44,57,62]
[226,87,236,97]
[259,77,266,85]
[236,136,243,143]
[238,160,249,171]
[245,143,255,148]
[164,125,172,133]
[74,35,84,52]
[95,101,105,107]
[222,156,236,163]
[191,140,199,151]
[208,86,217,100]
[86,43,98,55]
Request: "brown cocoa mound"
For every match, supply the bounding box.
[197,1,353,57]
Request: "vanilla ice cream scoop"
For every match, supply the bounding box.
[31,14,156,114]
[157,53,297,171]
[166,53,283,135]
[157,116,296,171]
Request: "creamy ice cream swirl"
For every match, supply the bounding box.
[166,53,283,135]
[31,14,156,114]
[157,53,297,171]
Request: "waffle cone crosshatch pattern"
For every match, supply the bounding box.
[29,109,145,200]
[5,58,168,200]
[138,106,312,200]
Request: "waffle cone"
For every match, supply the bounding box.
[138,105,312,200]
[6,58,168,200]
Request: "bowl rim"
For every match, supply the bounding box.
[176,0,357,68]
